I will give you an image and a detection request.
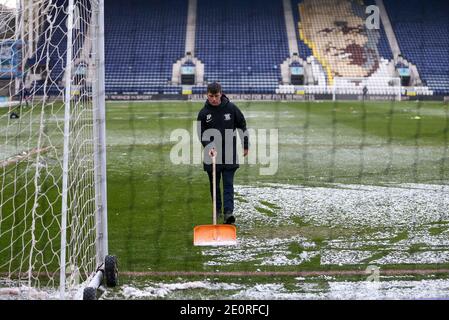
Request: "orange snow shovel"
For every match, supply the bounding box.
[194,154,237,246]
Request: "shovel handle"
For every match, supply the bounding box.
[212,154,216,225]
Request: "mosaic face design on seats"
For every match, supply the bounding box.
[300,0,381,79]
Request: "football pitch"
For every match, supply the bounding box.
[101,100,449,299]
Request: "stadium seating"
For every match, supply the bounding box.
[290,0,313,59]
[384,0,449,95]
[104,0,187,94]
[28,0,448,96]
[364,0,394,61]
[30,0,95,95]
[293,0,395,61]
[31,0,67,95]
[291,0,398,97]
[192,0,290,94]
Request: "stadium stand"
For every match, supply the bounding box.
[193,0,290,94]
[31,0,68,95]
[25,0,447,97]
[292,0,404,97]
[290,0,313,59]
[364,0,394,61]
[30,0,93,95]
[384,0,449,95]
[104,0,187,94]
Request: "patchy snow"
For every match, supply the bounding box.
[259,251,317,266]
[0,280,85,300]
[198,183,449,267]
[320,250,374,265]
[103,278,449,300]
[234,183,449,228]
[323,279,449,300]
[372,251,449,265]
[201,235,317,267]
[116,281,244,299]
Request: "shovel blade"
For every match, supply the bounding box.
[193,224,237,246]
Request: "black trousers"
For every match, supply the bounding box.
[207,167,237,215]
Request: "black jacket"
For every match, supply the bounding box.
[197,95,249,171]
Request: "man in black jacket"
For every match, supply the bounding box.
[197,82,249,224]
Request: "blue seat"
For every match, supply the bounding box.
[384,0,449,94]
[195,0,290,94]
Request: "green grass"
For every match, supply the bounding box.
[103,100,449,272]
[2,100,449,285]
[390,231,409,243]
[429,226,448,236]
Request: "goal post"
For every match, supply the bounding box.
[332,77,402,101]
[0,0,112,299]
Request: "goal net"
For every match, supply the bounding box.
[0,0,107,299]
[332,77,401,101]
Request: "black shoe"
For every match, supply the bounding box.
[224,212,235,224]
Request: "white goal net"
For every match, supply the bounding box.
[0,0,107,299]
